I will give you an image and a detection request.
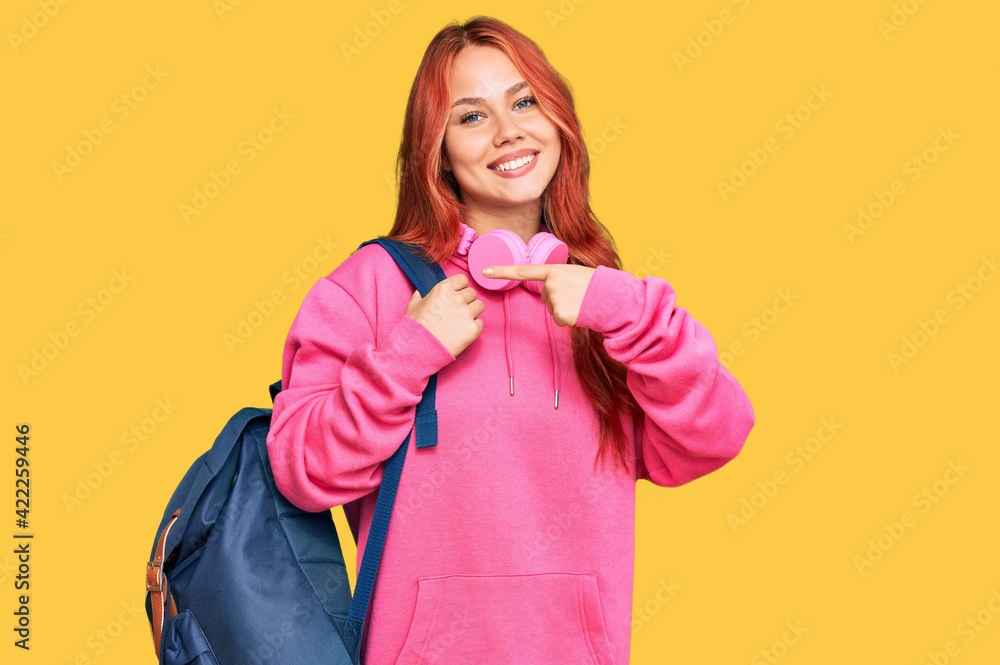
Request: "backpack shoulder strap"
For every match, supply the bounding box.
[358,238,444,300]
[357,238,444,449]
[345,238,445,628]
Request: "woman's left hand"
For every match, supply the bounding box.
[482,264,597,327]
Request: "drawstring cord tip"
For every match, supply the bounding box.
[554,390,559,409]
[509,376,514,396]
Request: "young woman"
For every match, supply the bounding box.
[266,16,755,665]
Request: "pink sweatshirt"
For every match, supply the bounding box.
[265,226,755,665]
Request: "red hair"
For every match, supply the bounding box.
[381,16,644,475]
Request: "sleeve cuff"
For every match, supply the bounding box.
[576,265,645,335]
[375,314,456,394]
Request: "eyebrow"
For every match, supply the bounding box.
[451,81,530,109]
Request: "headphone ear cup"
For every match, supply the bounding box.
[468,229,528,290]
[523,232,569,294]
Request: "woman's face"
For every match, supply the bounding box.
[441,45,561,215]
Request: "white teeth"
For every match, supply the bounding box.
[491,153,535,172]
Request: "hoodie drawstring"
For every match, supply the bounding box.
[543,308,560,409]
[453,222,560,408]
[503,289,514,396]
[500,287,560,409]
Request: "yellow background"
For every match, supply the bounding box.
[3,0,999,663]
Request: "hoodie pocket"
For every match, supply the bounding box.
[395,572,615,665]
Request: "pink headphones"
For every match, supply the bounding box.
[460,222,569,293]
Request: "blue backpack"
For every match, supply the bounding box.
[145,239,445,665]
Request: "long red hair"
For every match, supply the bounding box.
[381,16,644,475]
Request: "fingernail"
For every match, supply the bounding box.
[483,267,493,276]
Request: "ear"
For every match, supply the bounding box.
[441,149,452,172]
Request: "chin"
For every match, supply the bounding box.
[493,181,548,201]
[491,192,546,208]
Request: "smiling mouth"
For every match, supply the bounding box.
[488,152,538,172]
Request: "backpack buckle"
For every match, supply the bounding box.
[146,560,164,592]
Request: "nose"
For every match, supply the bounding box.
[493,111,524,145]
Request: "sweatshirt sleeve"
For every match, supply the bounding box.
[265,258,457,513]
[575,265,755,487]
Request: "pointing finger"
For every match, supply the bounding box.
[482,264,551,281]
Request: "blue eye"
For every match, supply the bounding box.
[459,96,537,125]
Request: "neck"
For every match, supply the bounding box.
[462,198,544,246]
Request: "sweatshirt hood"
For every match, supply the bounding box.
[446,222,562,409]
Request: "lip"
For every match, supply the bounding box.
[487,150,539,178]
[487,149,539,169]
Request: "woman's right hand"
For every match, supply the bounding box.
[405,273,484,357]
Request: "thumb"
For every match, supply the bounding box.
[406,289,421,314]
